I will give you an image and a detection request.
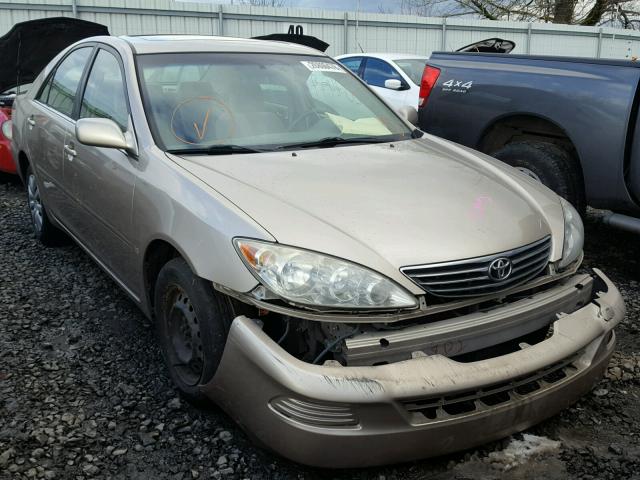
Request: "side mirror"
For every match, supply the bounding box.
[76,118,137,156]
[395,105,418,125]
[384,78,403,90]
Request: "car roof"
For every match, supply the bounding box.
[116,34,324,56]
[335,52,428,62]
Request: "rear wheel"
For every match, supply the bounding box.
[154,258,233,405]
[492,141,586,214]
[26,165,66,246]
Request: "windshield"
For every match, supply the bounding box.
[137,53,412,153]
[394,59,427,86]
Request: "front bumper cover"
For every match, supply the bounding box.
[201,268,624,467]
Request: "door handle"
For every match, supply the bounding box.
[27,116,35,127]
[64,144,77,158]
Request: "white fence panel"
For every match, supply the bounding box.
[2,0,640,59]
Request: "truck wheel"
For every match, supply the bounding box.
[25,165,66,246]
[154,257,233,405]
[492,141,586,214]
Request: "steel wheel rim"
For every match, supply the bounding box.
[27,174,44,233]
[166,286,204,386]
[515,166,542,182]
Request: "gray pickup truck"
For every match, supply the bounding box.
[418,52,640,232]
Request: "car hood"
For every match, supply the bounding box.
[168,135,565,292]
[0,17,109,93]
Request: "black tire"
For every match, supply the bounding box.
[154,257,233,405]
[0,171,18,184]
[25,165,66,246]
[492,141,586,214]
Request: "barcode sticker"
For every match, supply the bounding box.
[301,61,344,73]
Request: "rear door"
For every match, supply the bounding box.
[28,46,94,224]
[65,46,139,291]
[361,57,409,110]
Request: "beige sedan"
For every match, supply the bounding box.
[12,35,624,467]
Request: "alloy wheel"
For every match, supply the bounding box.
[27,174,44,234]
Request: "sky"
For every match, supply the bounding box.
[283,0,400,11]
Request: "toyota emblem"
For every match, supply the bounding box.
[488,257,512,281]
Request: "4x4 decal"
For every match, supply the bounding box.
[442,79,473,93]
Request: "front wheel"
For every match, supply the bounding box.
[492,141,586,214]
[154,258,233,405]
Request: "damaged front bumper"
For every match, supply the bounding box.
[201,269,624,468]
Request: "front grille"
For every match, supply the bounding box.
[401,236,552,298]
[401,352,580,422]
[269,397,358,428]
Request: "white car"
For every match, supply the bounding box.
[335,53,427,113]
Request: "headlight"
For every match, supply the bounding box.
[1,120,11,140]
[234,239,417,309]
[559,198,584,268]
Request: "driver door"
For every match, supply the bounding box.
[64,46,140,295]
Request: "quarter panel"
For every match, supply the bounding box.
[11,48,65,176]
[422,54,640,211]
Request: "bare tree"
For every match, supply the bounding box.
[396,0,640,28]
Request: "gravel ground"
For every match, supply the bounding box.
[1,175,639,480]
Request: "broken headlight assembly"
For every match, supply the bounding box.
[234,238,417,310]
[559,197,584,268]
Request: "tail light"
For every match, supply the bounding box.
[1,120,11,140]
[418,65,441,108]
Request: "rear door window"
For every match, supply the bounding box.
[38,47,92,118]
[80,49,129,131]
[339,57,363,76]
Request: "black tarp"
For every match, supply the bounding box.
[457,38,515,54]
[0,17,109,93]
[252,33,329,52]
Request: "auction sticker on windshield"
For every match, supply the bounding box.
[301,61,345,73]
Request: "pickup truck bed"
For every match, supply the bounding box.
[419,52,640,220]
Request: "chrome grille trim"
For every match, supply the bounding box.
[401,236,552,298]
[269,397,359,428]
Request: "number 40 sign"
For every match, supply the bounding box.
[287,24,306,35]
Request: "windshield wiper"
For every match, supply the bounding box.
[276,136,393,150]
[167,144,264,155]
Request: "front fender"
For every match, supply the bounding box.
[133,149,273,312]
